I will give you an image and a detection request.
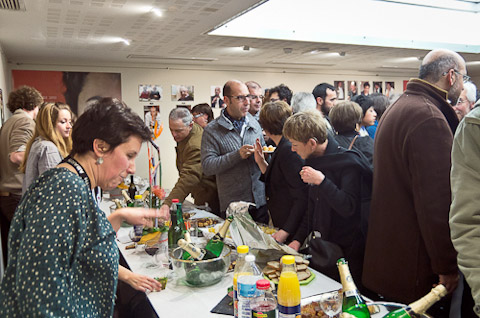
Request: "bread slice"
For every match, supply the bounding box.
[296,264,308,271]
[294,255,304,264]
[263,267,276,275]
[297,269,311,281]
[267,261,281,270]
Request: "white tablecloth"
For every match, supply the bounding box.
[100,199,342,318]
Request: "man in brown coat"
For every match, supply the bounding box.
[363,49,465,316]
[160,108,219,215]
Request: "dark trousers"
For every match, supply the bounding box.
[0,194,21,268]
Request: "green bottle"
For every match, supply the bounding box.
[178,238,217,261]
[167,199,185,250]
[382,284,447,318]
[337,258,370,318]
[121,190,134,207]
[204,215,234,257]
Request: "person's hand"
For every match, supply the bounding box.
[272,229,289,244]
[438,272,459,294]
[123,270,163,293]
[288,240,301,251]
[159,204,170,220]
[254,139,268,173]
[239,144,255,159]
[300,166,325,185]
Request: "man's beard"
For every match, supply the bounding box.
[448,80,462,106]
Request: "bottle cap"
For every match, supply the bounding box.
[237,245,249,254]
[256,279,270,290]
[134,195,142,200]
[336,258,347,265]
[172,199,180,203]
[245,254,255,262]
[281,255,295,265]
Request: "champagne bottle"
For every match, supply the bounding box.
[204,215,234,257]
[121,190,134,207]
[178,239,217,260]
[128,175,137,199]
[113,199,123,209]
[337,258,370,318]
[168,199,185,250]
[382,285,447,318]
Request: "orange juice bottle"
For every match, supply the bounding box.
[233,245,249,318]
[277,255,301,318]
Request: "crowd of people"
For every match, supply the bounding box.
[0,48,480,317]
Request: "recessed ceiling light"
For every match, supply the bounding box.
[121,39,131,45]
[151,7,162,17]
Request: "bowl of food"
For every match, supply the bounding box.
[170,244,232,287]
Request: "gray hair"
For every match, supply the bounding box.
[291,92,316,114]
[169,107,193,126]
[463,81,477,103]
[419,55,460,82]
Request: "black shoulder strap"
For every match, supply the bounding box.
[61,156,92,190]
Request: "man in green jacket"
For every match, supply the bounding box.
[160,108,219,215]
[450,100,480,317]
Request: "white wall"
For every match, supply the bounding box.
[8,62,414,190]
[0,44,8,126]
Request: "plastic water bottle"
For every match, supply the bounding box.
[233,245,249,318]
[237,254,262,318]
[251,279,277,318]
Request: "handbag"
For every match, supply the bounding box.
[300,233,344,280]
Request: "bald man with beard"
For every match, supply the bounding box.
[363,49,465,317]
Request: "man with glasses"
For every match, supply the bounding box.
[201,80,268,223]
[453,81,477,121]
[160,108,220,216]
[246,81,264,120]
[363,49,466,317]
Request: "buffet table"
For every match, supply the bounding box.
[100,199,342,318]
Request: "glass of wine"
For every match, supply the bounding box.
[319,290,342,318]
[144,238,162,268]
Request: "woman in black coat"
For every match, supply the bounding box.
[253,101,307,244]
[283,110,372,284]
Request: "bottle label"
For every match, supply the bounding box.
[252,308,276,318]
[344,289,358,297]
[238,297,251,318]
[278,304,301,318]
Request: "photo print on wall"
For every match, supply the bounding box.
[176,104,192,111]
[172,85,194,102]
[385,81,395,97]
[210,85,225,108]
[348,81,358,100]
[139,85,162,102]
[361,81,371,96]
[334,81,345,100]
[373,81,383,94]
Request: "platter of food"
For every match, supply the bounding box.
[262,255,314,285]
[193,217,220,228]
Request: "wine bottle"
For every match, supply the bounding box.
[121,190,134,207]
[178,238,217,260]
[382,284,447,318]
[128,175,137,199]
[337,258,371,318]
[204,215,234,257]
[168,199,185,250]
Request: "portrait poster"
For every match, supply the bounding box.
[373,81,383,94]
[139,85,162,102]
[347,81,358,100]
[210,85,225,108]
[171,85,194,102]
[361,81,371,95]
[334,81,345,100]
[144,105,161,138]
[11,70,122,116]
[385,81,395,96]
[0,88,4,125]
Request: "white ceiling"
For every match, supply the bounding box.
[0,0,479,77]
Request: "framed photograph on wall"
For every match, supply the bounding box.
[0,88,4,125]
[210,85,225,108]
[334,81,345,100]
[348,81,358,100]
[373,81,383,94]
[139,85,162,102]
[144,105,160,136]
[172,85,194,102]
[385,81,395,97]
[361,81,371,96]
[176,104,192,111]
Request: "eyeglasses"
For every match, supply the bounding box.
[193,113,204,118]
[228,95,250,102]
[247,94,264,100]
[443,69,471,83]
[456,98,467,105]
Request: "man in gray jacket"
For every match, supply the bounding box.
[201,80,267,223]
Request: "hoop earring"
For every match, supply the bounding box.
[96,157,104,165]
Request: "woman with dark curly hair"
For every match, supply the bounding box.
[0,85,43,265]
[0,98,166,317]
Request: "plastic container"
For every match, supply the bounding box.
[277,255,301,318]
[237,254,262,318]
[233,245,249,318]
[251,279,277,318]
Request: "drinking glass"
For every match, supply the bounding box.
[144,238,161,268]
[319,290,342,318]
